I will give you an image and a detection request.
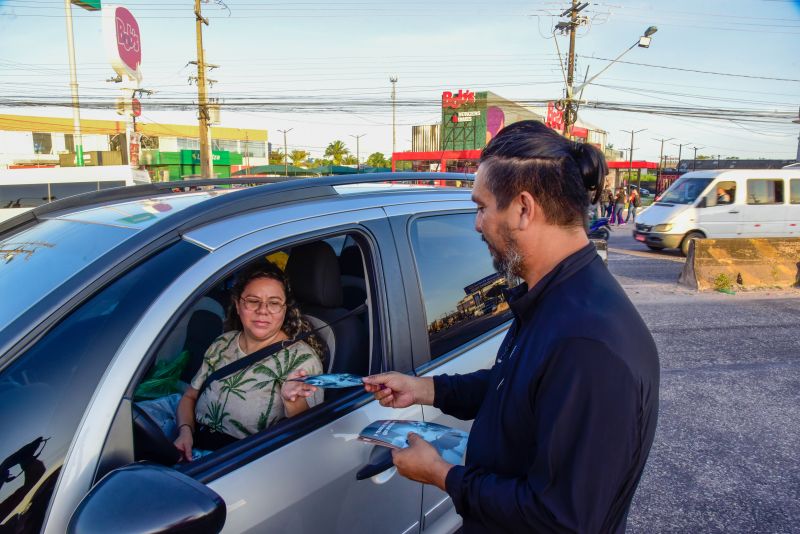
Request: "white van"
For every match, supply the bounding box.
[0,165,151,223]
[633,169,800,255]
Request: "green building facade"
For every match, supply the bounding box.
[141,149,243,181]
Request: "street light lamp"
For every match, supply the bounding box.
[563,26,657,136]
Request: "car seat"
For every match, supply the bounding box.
[285,241,369,377]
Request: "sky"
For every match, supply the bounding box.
[0,0,798,163]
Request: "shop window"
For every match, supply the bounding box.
[140,136,159,150]
[177,138,200,151]
[242,141,266,158]
[65,134,75,153]
[747,179,784,205]
[32,133,52,155]
[212,139,238,153]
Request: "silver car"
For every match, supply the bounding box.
[0,174,514,534]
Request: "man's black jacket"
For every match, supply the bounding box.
[434,243,660,533]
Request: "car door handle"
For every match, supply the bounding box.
[728,210,739,214]
[356,446,394,480]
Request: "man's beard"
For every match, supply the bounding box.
[483,226,523,281]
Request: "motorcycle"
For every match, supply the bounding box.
[588,216,610,241]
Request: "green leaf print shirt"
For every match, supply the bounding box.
[191,331,324,439]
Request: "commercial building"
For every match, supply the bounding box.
[392,90,608,173]
[0,114,268,180]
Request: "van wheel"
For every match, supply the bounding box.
[680,231,704,257]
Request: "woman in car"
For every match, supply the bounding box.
[173,262,325,461]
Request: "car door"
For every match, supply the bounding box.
[387,205,513,533]
[696,179,740,238]
[45,210,424,534]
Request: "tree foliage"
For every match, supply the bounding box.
[268,149,285,165]
[289,149,309,166]
[324,140,350,165]
[366,152,390,168]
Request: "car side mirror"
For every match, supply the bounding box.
[68,463,225,534]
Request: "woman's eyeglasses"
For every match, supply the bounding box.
[240,297,286,314]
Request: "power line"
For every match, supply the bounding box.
[583,56,800,82]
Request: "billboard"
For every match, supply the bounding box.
[103,5,142,83]
[72,0,101,10]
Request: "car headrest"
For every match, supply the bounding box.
[286,241,343,308]
[339,245,363,277]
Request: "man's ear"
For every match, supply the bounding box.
[517,191,536,230]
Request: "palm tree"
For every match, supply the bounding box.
[289,149,308,167]
[324,140,350,165]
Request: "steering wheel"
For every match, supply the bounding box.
[132,403,181,466]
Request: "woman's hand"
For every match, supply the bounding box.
[174,425,194,462]
[281,369,318,417]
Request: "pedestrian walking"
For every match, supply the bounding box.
[363,120,660,533]
[614,188,626,226]
[627,188,641,224]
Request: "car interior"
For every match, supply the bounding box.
[130,232,373,466]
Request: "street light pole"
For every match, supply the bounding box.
[390,76,398,156]
[350,133,366,173]
[64,0,84,166]
[559,21,657,137]
[622,128,646,190]
[278,128,292,176]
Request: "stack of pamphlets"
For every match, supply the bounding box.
[358,420,468,465]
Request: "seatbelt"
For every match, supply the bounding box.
[197,303,367,397]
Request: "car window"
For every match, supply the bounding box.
[131,232,375,467]
[0,241,206,533]
[409,213,513,361]
[790,179,799,204]
[706,180,736,207]
[747,179,784,204]
[0,219,137,330]
[658,177,713,205]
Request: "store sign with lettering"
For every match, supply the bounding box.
[451,110,482,123]
[442,89,476,110]
[103,5,142,83]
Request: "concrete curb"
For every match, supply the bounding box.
[678,237,800,291]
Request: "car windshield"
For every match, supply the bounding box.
[657,177,714,205]
[0,219,135,327]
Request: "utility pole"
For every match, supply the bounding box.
[672,142,685,170]
[350,133,366,173]
[64,0,84,166]
[691,146,706,170]
[561,0,582,137]
[194,0,213,178]
[390,76,398,156]
[622,128,646,190]
[278,128,292,176]
[652,137,674,187]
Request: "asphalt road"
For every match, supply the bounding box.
[605,228,800,533]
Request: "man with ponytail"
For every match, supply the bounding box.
[364,120,659,533]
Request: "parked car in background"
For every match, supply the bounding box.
[632,169,800,255]
[0,173,514,534]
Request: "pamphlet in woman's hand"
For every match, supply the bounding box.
[358,420,468,465]
[289,373,364,388]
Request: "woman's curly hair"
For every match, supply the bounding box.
[224,261,327,363]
